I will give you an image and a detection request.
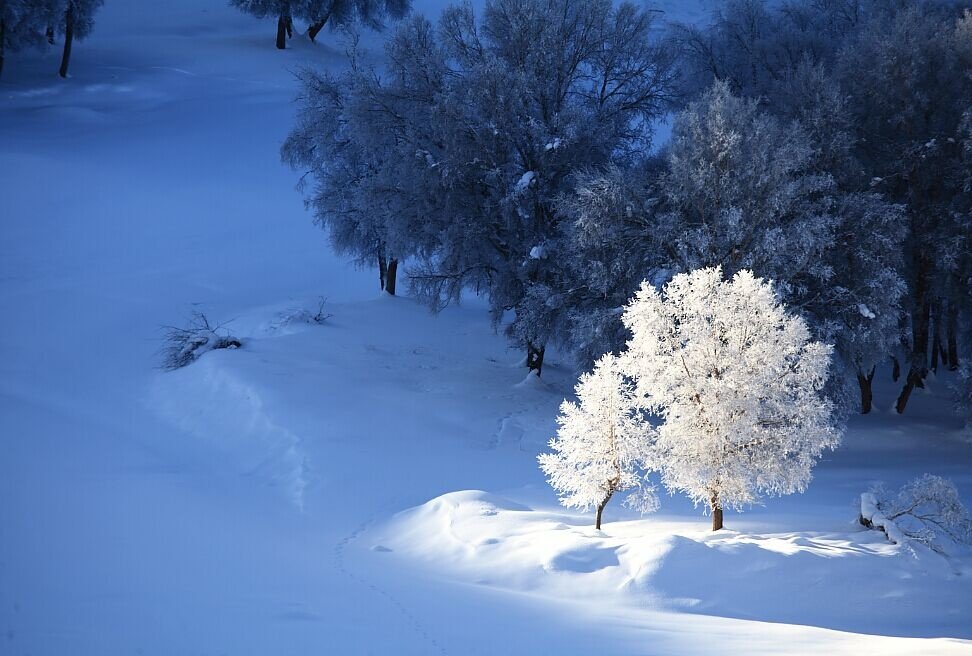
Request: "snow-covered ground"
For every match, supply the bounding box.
[1,1,970,654]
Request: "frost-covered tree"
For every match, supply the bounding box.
[52,0,103,77]
[1,0,57,76]
[820,192,907,413]
[657,82,836,289]
[954,113,972,424]
[282,69,396,291]
[285,0,675,371]
[0,0,103,78]
[671,1,972,415]
[646,80,906,416]
[539,353,657,529]
[304,0,409,41]
[654,82,875,408]
[553,162,668,366]
[766,62,908,413]
[673,0,865,101]
[839,5,972,412]
[675,0,789,100]
[282,25,445,295]
[770,63,908,412]
[861,474,972,553]
[556,74,858,375]
[387,0,675,374]
[621,267,840,530]
[230,0,410,49]
[230,0,291,49]
[956,361,972,431]
[549,18,919,413]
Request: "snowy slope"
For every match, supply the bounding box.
[2,1,971,655]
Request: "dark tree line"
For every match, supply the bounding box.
[1,0,103,77]
[283,0,677,376]
[283,0,971,418]
[2,0,411,78]
[230,0,410,49]
[673,0,972,414]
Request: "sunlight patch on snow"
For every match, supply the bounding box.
[374,489,972,639]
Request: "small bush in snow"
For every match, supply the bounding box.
[274,297,333,329]
[861,474,972,553]
[309,297,332,324]
[539,353,657,530]
[160,312,241,371]
[622,267,840,531]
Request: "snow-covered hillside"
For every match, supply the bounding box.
[1,1,970,654]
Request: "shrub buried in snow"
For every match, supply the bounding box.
[860,474,972,554]
[160,312,241,371]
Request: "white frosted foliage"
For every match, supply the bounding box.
[863,475,972,551]
[538,353,657,523]
[621,267,840,515]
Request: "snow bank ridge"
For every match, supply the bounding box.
[149,355,309,509]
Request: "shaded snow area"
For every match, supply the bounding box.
[1,1,971,655]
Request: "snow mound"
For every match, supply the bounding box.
[514,371,545,389]
[423,490,531,513]
[375,491,972,638]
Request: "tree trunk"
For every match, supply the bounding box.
[947,302,959,371]
[377,252,388,291]
[307,13,330,41]
[858,367,875,415]
[385,258,398,296]
[275,12,291,50]
[931,302,942,374]
[46,26,55,44]
[897,253,932,413]
[895,368,925,414]
[595,490,614,530]
[58,2,74,78]
[891,356,901,382]
[912,298,931,373]
[710,494,724,531]
[1,19,6,78]
[897,296,930,414]
[526,341,545,376]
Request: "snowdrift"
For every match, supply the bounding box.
[372,490,972,640]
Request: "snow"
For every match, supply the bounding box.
[514,170,536,194]
[374,489,971,649]
[860,491,911,545]
[2,1,971,655]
